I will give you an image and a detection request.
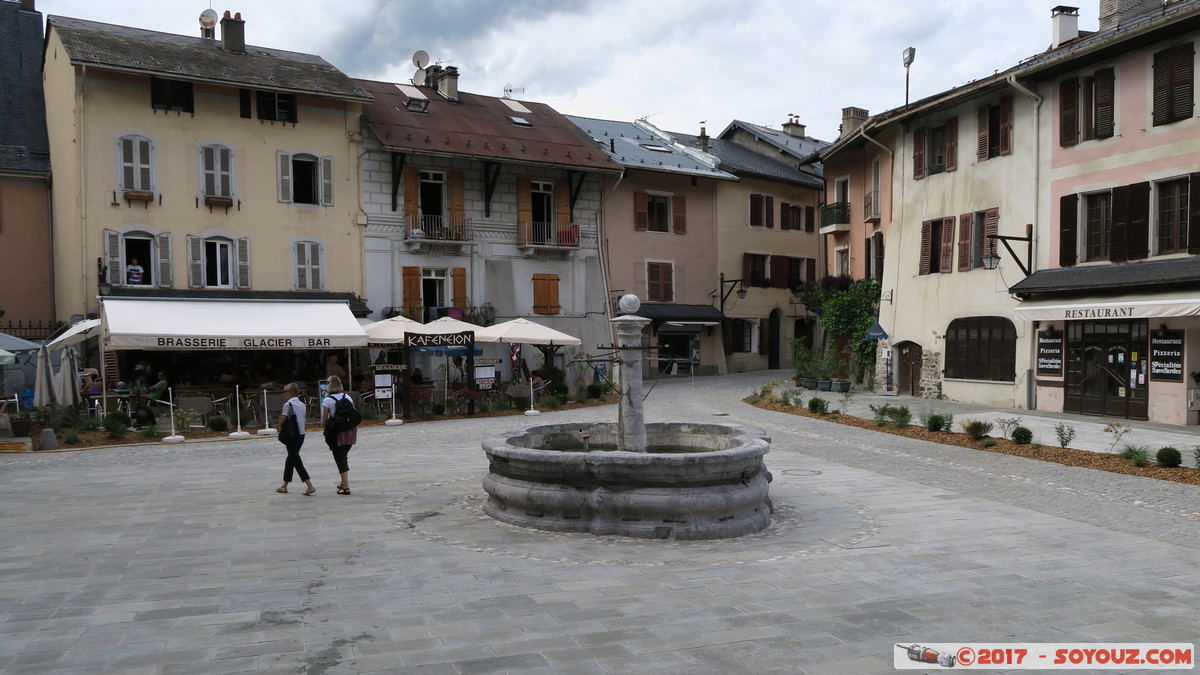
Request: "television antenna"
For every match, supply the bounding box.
[503,83,524,99]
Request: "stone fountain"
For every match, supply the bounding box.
[481,295,772,540]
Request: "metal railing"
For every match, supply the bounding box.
[0,320,57,341]
[517,221,580,247]
[819,202,850,228]
[405,214,471,242]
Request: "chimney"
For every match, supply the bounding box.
[1051,5,1079,48]
[438,66,459,102]
[425,64,443,90]
[839,107,869,137]
[698,125,709,153]
[1099,0,1163,31]
[221,11,245,54]
[782,114,806,138]
[19,0,35,11]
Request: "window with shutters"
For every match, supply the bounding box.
[277,151,333,206]
[1156,177,1189,254]
[103,228,172,288]
[944,316,1017,382]
[977,96,1012,161]
[117,134,155,194]
[834,246,850,276]
[865,231,885,280]
[914,118,957,178]
[418,170,446,231]
[646,261,674,302]
[256,91,297,123]
[749,193,774,227]
[204,238,234,288]
[531,180,555,244]
[532,273,561,315]
[919,216,956,274]
[747,254,768,286]
[150,78,194,113]
[294,240,323,290]
[1084,192,1113,261]
[187,235,248,289]
[1152,42,1194,127]
[787,257,805,290]
[421,268,447,311]
[1061,70,1115,146]
[646,194,671,232]
[730,319,753,353]
[199,144,234,200]
[957,208,998,271]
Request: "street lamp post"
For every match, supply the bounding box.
[982,223,1034,277]
[717,272,747,315]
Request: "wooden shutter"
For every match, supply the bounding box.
[403,167,419,221]
[448,171,465,222]
[957,213,973,271]
[939,216,955,274]
[402,266,421,318]
[864,236,873,278]
[765,196,774,228]
[277,151,291,202]
[661,263,673,301]
[156,232,172,287]
[770,255,789,288]
[1060,78,1079,146]
[750,194,763,227]
[805,205,815,232]
[977,105,991,161]
[1171,43,1194,125]
[873,232,884,280]
[187,234,203,288]
[1094,68,1115,139]
[944,118,957,172]
[556,181,572,244]
[998,96,1012,156]
[1059,194,1079,267]
[913,127,926,180]
[239,89,252,118]
[742,252,752,286]
[1190,173,1200,254]
[516,177,532,244]
[1126,181,1150,261]
[634,191,648,231]
[320,156,334,206]
[780,201,791,230]
[103,229,121,284]
[805,258,816,283]
[647,263,662,302]
[452,267,467,308]
[672,195,687,234]
[1110,184,1130,263]
[919,220,932,275]
[235,237,251,289]
[532,274,560,315]
[984,209,999,258]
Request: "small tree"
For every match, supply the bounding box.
[793,275,881,384]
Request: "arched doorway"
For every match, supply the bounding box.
[768,310,781,369]
[896,341,923,396]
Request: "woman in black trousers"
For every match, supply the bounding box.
[276,382,316,495]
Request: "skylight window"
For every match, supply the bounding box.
[640,143,671,153]
[509,116,533,127]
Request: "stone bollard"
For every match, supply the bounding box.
[39,427,57,451]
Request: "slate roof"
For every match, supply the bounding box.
[47,15,370,102]
[1010,257,1200,299]
[0,0,49,174]
[356,79,621,172]
[717,120,829,178]
[565,116,737,180]
[669,132,823,189]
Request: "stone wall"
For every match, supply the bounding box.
[919,348,943,399]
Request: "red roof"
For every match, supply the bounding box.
[356,78,621,172]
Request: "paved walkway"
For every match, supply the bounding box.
[1,371,1198,674]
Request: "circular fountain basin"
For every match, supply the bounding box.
[482,422,771,540]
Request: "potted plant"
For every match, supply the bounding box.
[814,349,837,391]
[790,338,818,389]
[831,353,853,393]
[8,411,36,437]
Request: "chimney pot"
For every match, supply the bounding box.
[438,65,459,101]
[839,107,869,137]
[234,11,241,19]
[223,10,231,18]
[1051,5,1080,49]
[19,0,35,11]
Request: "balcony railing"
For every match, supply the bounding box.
[517,221,580,248]
[864,191,880,222]
[405,214,471,242]
[820,199,849,230]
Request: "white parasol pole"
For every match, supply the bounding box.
[384,378,403,426]
[162,387,183,443]
[257,389,277,435]
[229,384,250,438]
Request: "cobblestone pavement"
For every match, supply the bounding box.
[1,371,1198,674]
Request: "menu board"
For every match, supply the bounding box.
[1036,331,1063,376]
[1149,330,1184,382]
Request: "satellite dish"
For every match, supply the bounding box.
[412,68,427,86]
[412,50,430,69]
[199,8,218,28]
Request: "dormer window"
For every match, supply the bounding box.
[396,84,429,113]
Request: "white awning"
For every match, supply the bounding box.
[1013,294,1200,322]
[102,298,369,350]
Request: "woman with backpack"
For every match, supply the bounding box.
[321,375,357,495]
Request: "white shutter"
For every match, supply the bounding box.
[137,138,151,191]
[235,237,251,289]
[310,242,322,290]
[277,151,291,202]
[219,147,232,198]
[156,232,173,287]
[202,146,215,197]
[121,138,134,190]
[295,241,308,290]
[103,229,121,283]
[320,155,333,205]
[187,234,203,288]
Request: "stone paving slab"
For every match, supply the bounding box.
[1,371,1198,673]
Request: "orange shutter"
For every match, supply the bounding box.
[452,267,467,308]
[913,127,926,180]
[958,213,973,271]
[532,274,560,315]
[998,96,1012,155]
[634,191,648,231]
[403,167,419,222]
[984,209,999,258]
[448,171,465,220]
[939,216,955,274]
[556,181,572,243]
[517,177,532,245]
[672,195,687,234]
[402,266,421,318]
[919,220,932,275]
[977,105,990,161]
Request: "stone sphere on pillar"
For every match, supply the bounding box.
[617,294,641,315]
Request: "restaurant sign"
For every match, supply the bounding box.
[115,335,353,349]
[407,331,473,348]
[1149,330,1185,382]
[1036,331,1063,376]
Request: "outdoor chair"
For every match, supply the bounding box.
[176,395,214,427]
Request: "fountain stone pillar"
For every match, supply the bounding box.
[612,307,651,453]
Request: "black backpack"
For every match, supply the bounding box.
[328,394,361,432]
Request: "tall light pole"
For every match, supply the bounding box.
[903,47,916,106]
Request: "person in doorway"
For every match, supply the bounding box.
[276,382,316,495]
[325,354,347,381]
[321,375,356,495]
[125,258,145,285]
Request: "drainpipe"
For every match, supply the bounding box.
[79,63,89,319]
[1007,73,1043,411]
[598,169,625,343]
[854,120,897,388]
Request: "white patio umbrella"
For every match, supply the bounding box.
[0,349,14,365]
[473,318,582,346]
[45,318,101,351]
[54,345,82,411]
[362,315,422,344]
[33,344,56,408]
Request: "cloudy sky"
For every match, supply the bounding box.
[36,0,1098,141]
